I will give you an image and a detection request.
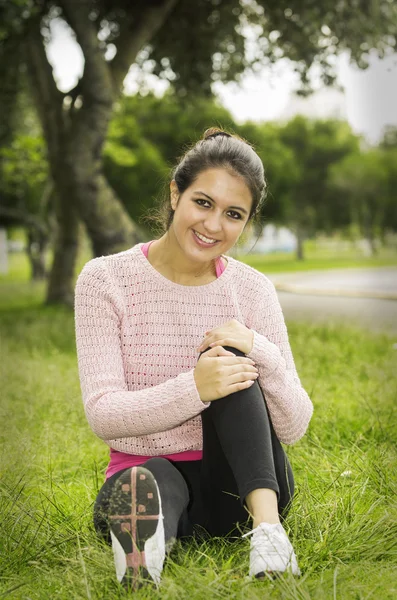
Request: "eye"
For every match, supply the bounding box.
[195,199,242,220]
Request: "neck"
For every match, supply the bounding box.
[150,231,216,283]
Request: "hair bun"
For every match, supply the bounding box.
[203,128,232,141]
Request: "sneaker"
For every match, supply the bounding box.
[107,466,165,590]
[242,522,301,578]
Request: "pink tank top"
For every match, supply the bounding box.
[142,240,226,277]
[105,241,226,479]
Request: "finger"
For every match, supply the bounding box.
[200,341,236,357]
[197,336,215,351]
[208,338,228,348]
[217,356,255,365]
[205,341,220,350]
[197,336,226,352]
[226,364,258,375]
[225,379,256,396]
[204,346,236,357]
[227,371,259,385]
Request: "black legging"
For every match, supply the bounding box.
[94,346,295,544]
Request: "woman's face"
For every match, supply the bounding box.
[169,168,253,262]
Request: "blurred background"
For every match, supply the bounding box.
[0,0,396,333]
[1,0,396,334]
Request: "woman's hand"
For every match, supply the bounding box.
[197,319,254,355]
[193,346,259,403]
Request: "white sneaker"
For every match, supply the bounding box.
[108,467,165,590]
[242,522,301,578]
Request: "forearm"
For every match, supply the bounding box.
[248,330,313,445]
[83,369,208,440]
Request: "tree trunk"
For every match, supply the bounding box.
[362,202,377,256]
[24,2,177,305]
[72,168,142,256]
[27,229,48,280]
[295,222,305,261]
[378,226,387,248]
[0,228,8,275]
[365,229,377,256]
[46,190,80,306]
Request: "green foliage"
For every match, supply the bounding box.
[4,0,396,99]
[1,135,48,206]
[380,124,397,149]
[277,116,361,234]
[2,83,396,245]
[3,0,397,251]
[104,95,397,241]
[148,0,397,96]
[329,147,396,239]
[0,132,50,236]
[238,121,299,224]
[104,92,238,231]
[103,107,167,227]
[123,91,237,164]
[0,59,50,230]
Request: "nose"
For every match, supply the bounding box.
[203,212,223,235]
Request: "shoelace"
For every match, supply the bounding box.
[241,527,257,539]
[242,523,290,560]
[241,523,282,539]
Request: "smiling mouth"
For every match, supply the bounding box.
[193,230,220,244]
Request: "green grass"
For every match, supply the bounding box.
[238,246,397,273]
[2,240,396,287]
[1,278,397,598]
[241,252,397,273]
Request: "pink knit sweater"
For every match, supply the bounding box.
[74,243,313,460]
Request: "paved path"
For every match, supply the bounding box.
[268,266,397,300]
[266,267,397,334]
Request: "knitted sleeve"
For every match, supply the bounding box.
[74,259,209,442]
[246,276,313,445]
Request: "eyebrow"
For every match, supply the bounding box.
[193,191,249,216]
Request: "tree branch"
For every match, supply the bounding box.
[60,0,113,106]
[24,15,65,160]
[110,0,179,93]
[0,206,49,235]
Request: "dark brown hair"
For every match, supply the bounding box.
[143,127,267,236]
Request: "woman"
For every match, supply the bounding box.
[75,128,313,590]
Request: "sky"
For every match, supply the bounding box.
[46,18,397,145]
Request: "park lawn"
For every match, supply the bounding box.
[239,246,397,273]
[242,253,397,273]
[1,241,396,286]
[1,281,397,599]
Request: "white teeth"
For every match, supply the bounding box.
[194,231,217,244]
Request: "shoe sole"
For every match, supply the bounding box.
[255,571,287,581]
[108,466,164,590]
[254,563,301,580]
[255,571,281,581]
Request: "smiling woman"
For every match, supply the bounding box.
[147,167,255,285]
[143,128,267,284]
[74,127,313,590]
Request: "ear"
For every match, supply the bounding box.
[170,180,180,211]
